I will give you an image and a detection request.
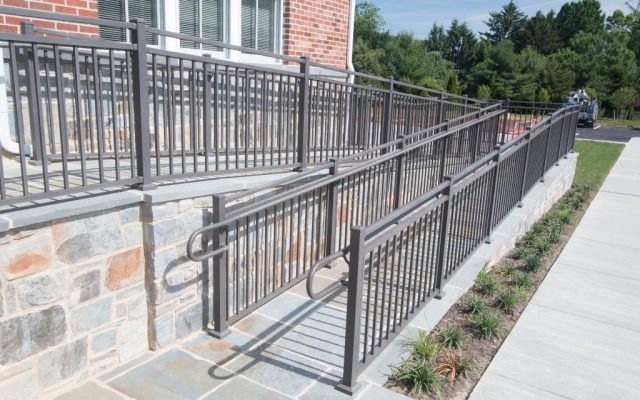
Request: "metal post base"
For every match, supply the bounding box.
[517,202,524,208]
[335,381,362,395]
[485,237,492,244]
[435,290,446,300]
[207,327,231,339]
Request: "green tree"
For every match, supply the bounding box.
[517,11,561,54]
[543,49,577,101]
[426,23,447,53]
[446,74,461,95]
[445,20,478,74]
[609,87,636,119]
[557,0,605,43]
[477,84,492,100]
[482,1,526,44]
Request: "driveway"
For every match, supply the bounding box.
[576,125,640,143]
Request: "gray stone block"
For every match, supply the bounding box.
[144,211,205,248]
[0,370,38,400]
[203,376,289,400]
[69,270,101,306]
[57,226,124,264]
[148,246,178,279]
[175,302,203,339]
[178,199,193,213]
[119,206,140,225]
[127,295,147,319]
[0,305,66,365]
[17,270,67,308]
[92,328,118,353]
[0,217,9,233]
[71,297,113,334]
[143,203,178,220]
[38,338,88,387]
[118,318,147,361]
[153,313,175,349]
[123,224,143,247]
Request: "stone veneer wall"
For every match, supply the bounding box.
[0,193,222,399]
[0,206,146,398]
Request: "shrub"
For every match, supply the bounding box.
[475,269,500,296]
[511,272,533,290]
[436,350,475,382]
[547,225,562,244]
[408,331,440,362]
[523,253,542,273]
[461,295,485,315]
[514,245,531,260]
[554,207,575,224]
[439,324,465,349]
[395,359,446,396]
[470,311,503,339]
[531,237,551,256]
[496,289,521,314]
[499,263,517,278]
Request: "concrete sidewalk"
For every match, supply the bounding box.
[471,138,640,400]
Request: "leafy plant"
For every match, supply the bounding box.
[439,324,465,349]
[475,269,500,296]
[461,295,485,315]
[511,272,533,290]
[498,262,517,278]
[523,252,542,273]
[531,237,551,256]
[395,359,446,396]
[496,289,521,313]
[548,224,562,244]
[514,245,531,260]
[436,350,475,382]
[407,331,440,362]
[554,207,575,223]
[470,310,503,339]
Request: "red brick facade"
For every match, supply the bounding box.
[0,0,98,35]
[283,0,351,67]
[0,0,352,67]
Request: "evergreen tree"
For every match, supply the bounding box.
[482,1,526,44]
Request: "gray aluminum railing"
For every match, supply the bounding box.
[186,107,505,337]
[337,104,579,394]
[0,5,483,206]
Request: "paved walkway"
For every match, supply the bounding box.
[471,138,640,399]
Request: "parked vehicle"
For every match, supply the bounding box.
[563,89,598,128]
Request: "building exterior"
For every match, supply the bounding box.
[0,0,355,68]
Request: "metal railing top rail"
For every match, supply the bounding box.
[0,5,476,103]
[501,105,578,152]
[186,107,505,262]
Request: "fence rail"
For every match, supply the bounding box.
[0,5,485,206]
[338,104,578,393]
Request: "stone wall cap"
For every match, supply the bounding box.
[0,191,143,233]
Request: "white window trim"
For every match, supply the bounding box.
[161,0,283,64]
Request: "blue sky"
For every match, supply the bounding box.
[364,0,630,38]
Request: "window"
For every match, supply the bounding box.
[179,0,224,50]
[241,0,278,52]
[98,0,159,44]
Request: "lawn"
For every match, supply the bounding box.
[573,140,624,189]
[598,118,640,129]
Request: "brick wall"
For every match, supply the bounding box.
[0,0,98,35]
[282,0,351,67]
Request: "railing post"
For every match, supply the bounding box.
[485,147,501,243]
[22,22,42,162]
[203,54,212,171]
[296,56,311,170]
[540,117,553,182]
[437,91,445,124]
[337,226,366,395]
[381,77,394,151]
[325,159,339,257]
[434,176,453,299]
[393,135,405,209]
[470,111,481,163]
[131,18,154,190]
[500,99,510,145]
[518,131,532,207]
[438,121,450,182]
[210,194,230,338]
[556,108,567,165]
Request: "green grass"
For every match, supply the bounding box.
[408,331,440,362]
[439,325,465,349]
[461,295,486,315]
[599,118,640,129]
[573,141,624,189]
[470,310,503,339]
[475,269,500,296]
[395,359,446,396]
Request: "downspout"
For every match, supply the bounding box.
[346,0,356,82]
